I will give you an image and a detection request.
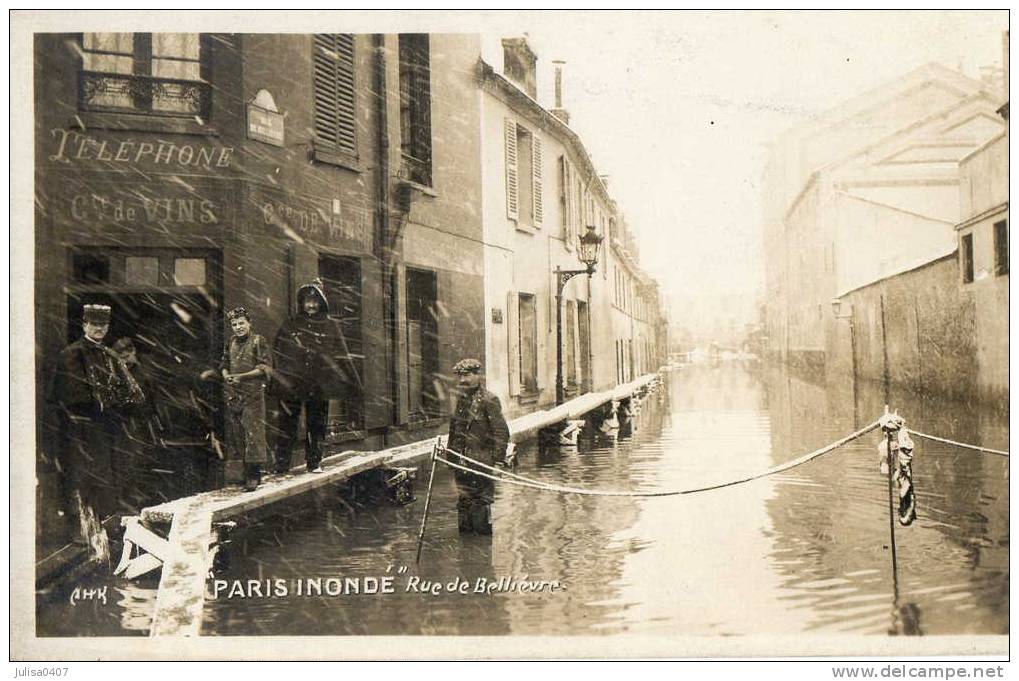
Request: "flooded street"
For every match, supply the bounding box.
[37,361,1009,637]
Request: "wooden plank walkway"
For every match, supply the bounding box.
[131,373,659,637]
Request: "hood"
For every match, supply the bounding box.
[296,278,330,319]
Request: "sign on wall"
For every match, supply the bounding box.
[247,89,285,147]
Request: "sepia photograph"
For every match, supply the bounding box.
[10,9,1010,662]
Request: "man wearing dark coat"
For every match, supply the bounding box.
[447,358,511,535]
[272,278,353,474]
[46,304,144,535]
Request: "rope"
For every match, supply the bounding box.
[438,419,881,498]
[906,429,1009,457]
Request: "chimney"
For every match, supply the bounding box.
[502,37,538,100]
[551,60,570,125]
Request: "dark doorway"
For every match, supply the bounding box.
[318,254,365,437]
[405,268,441,421]
[63,247,223,509]
[578,300,591,393]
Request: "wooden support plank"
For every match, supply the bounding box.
[149,502,213,637]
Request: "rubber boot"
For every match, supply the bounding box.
[469,501,492,536]
[457,496,472,533]
[243,464,261,492]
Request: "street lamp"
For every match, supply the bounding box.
[555,225,604,405]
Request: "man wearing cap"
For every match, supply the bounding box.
[46,304,145,531]
[221,307,272,491]
[447,358,510,535]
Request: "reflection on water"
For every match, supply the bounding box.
[36,361,1009,637]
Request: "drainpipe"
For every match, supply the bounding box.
[374,34,399,442]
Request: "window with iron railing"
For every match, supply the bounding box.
[79,33,209,119]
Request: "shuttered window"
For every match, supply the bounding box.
[559,156,569,237]
[313,34,357,156]
[505,119,543,227]
[532,136,543,226]
[505,119,519,220]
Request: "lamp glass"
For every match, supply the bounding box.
[578,226,603,268]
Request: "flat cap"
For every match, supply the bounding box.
[452,358,483,375]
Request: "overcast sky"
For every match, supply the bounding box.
[481,10,1008,313]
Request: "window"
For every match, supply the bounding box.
[72,252,110,285]
[173,258,206,286]
[994,220,1008,276]
[125,256,160,286]
[399,34,432,186]
[559,156,572,240]
[961,233,974,284]
[518,293,538,394]
[517,126,533,224]
[70,247,215,289]
[79,33,208,117]
[504,121,543,227]
[313,34,357,158]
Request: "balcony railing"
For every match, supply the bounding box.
[400,152,432,188]
[79,70,211,119]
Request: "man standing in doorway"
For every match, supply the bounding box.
[447,358,510,535]
[272,278,352,475]
[46,304,144,550]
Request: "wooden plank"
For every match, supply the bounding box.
[131,373,663,637]
[149,501,213,637]
[141,376,662,527]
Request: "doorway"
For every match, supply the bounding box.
[64,246,223,505]
[405,268,441,421]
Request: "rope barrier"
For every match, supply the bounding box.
[438,419,881,498]
[906,429,1009,457]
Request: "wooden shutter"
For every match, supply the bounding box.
[506,291,520,396]
[532,136,543,227]
[559,156,569,238]
[504,119,519,220]
[313,34,357,155]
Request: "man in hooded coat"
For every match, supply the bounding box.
[272,278,353,474]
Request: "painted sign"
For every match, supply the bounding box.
[255,189,371,252]
[68,191,221,225]
[49,128,234,170]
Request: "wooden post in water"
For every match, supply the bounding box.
[884,421,900,598]
[415,438,440,564]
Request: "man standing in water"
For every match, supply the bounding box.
[446,359,510,535]
[220,307,272,491]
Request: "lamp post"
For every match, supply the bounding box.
[555,225,604,405]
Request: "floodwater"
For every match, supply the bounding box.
[36,360,1009,637]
